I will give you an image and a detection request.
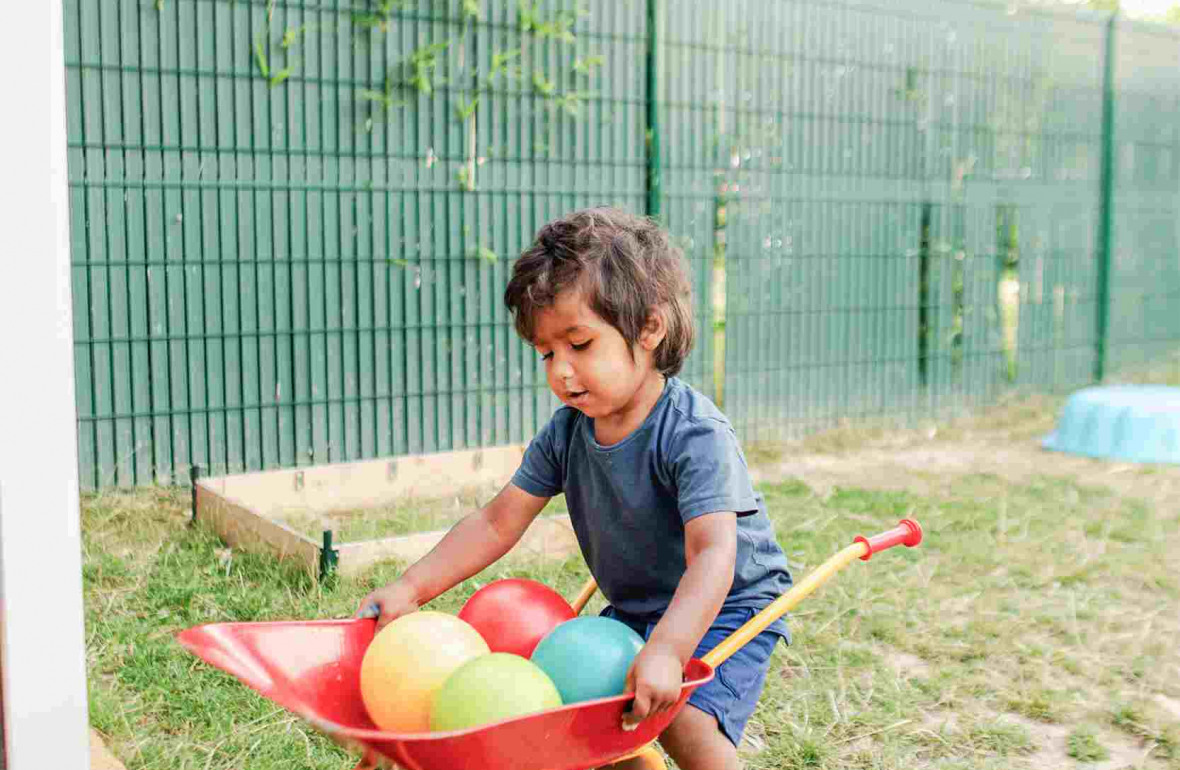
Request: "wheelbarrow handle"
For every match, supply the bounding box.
[570,576,599,616]
[702,519,922,669]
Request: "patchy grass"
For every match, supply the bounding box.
[1065,726,1110,762]
[84,454,1180,769]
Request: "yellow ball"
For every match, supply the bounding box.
[359,611,489,732]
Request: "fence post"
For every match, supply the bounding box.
[1095,11,1117,383]
[190,463,202,523]
[645,0,663,220]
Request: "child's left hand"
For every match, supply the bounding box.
[621,643,684,729]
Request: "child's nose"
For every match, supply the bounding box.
[551,355,574,380]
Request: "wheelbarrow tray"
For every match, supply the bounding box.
[177,520,924,768]
[177,617,712,770]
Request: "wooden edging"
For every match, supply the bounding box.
[193,446,582,580]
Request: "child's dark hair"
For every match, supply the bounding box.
[504,207,695,377]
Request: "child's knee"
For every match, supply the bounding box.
[659,704,739,769]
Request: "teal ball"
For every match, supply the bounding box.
[530,616,645,704]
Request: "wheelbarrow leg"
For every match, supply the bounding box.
[602,746,666,769]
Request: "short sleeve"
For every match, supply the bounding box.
[511,412,566,498]
[669,418,759,523]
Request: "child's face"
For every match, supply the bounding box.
[531,290,665,423]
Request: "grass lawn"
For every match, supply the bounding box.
[83,392,1180,769]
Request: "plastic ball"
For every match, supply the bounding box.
[359,611,489,732]
[530,616,645,704]
[430,652,563,731]
[458,578,576,658]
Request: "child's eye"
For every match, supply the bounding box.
[539,351,553,361]
[571,341,591,352]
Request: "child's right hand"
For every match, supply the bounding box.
[356,580,420,632]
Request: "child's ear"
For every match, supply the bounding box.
[639,307,667,351]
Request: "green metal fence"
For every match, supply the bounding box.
[1106,17,1180,374]
[675,0,1122,441]
[64,0,1180,488]
[65,0,662,487]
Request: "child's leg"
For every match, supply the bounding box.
[601,605,785,770]
[598,705,739,769]
[657,608,785,770]
[657,704,740,770]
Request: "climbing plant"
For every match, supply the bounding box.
[254,0,602,199]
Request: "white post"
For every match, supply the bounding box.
[0,0,91,768]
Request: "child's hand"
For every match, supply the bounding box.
[621,643,684,730]
[356,581,420,632]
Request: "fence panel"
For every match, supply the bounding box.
[1107,19,1180,373]
[66,0,651,487]
[712,1,1113,439]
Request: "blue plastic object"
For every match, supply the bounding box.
[1043,385,1180,464]
[530,617,645,705]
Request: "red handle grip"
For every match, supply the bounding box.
[854,519,923,561]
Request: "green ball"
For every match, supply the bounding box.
[430,652,563,731]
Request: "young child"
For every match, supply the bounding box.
[358,207,792,770]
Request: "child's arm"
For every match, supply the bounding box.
[357,483,550,629]
[623,511,737,727]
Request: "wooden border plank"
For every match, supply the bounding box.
[213,446,527,516]
[193,446,584,580]
[195,482,321,578]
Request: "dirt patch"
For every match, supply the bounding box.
[1155,694,1180,722]
[739,717,768,755]
[879,646,933,681]
[1008,715,1154,770]
[90,730,127,770]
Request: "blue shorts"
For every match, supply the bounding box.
[601,605,789,747]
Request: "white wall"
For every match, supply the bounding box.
[0,1,91,768]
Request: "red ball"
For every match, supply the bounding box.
[458,578,576,658]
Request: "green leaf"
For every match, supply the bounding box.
[553,90,592,117]
[281,27,299,49]
[489,48,521,81]
[269,69,292,88]
[455,167,474,191]
[351,12,390,31]
[462,0,481,20]
[352,0,404,28]
[389,258,410,268]
[409,74,432,96]
[530,9,577,42]
[573,55,604,76]
[409,40,452,64]
[532,70,555,96]
[405,40,452,96]
[518,0,540,32]
[253,37,270,80]
[455,95,480,122]
[476,246,498,263]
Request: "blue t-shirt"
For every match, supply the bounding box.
[512,376,793,622]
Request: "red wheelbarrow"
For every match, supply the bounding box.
[178,519,922,770]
